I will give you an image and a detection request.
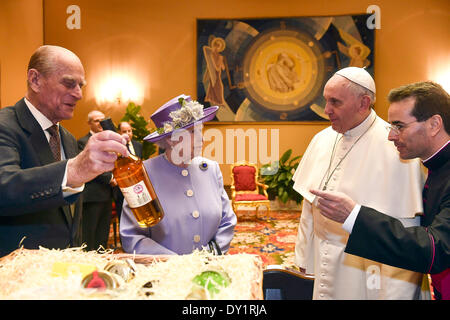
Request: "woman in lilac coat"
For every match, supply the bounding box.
[119,95,236,255]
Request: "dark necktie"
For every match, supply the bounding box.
[47,124,61,161]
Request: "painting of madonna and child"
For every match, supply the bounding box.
[197,14,374,122]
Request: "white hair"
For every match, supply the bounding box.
[337,75,376,106]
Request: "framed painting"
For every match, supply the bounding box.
[197,14,374,122]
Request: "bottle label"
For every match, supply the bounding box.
[120,181,152,208]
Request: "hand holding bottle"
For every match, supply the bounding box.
[66,130,129,188]
[100,118,164,227]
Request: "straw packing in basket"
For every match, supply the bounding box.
[0,247,263,300]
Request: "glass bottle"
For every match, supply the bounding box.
[100,118,164,227]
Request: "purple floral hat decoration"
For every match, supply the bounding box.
[144,94,218,143]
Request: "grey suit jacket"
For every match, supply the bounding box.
[0,98,83,257]
[130,139,143,158]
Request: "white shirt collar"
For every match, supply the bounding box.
[343,109,376,138]
[24,97,58,131]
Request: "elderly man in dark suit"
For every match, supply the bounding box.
[0,45,129,258]
[78,110,115,251]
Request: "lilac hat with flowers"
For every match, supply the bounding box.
[144,94,218,143]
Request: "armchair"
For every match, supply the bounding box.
[230,161,270,218]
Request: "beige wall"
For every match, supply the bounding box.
[1,0,449,185]
[0,0,43,108]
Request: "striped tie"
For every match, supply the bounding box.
[47,124,61,161]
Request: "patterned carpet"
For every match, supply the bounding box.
[228,210,300,267]
[108,209,301,268]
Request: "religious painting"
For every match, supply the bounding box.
[197,14,374,122]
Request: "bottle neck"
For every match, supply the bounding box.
[119,142,139,160]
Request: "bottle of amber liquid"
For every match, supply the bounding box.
[100,118,164,227]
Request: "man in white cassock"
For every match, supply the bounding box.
[292,67,430,299]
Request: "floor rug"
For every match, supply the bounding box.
[108,210,301,269]
[228,210,300,268]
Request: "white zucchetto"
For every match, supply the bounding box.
[335,67,376,94]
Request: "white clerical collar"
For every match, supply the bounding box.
[343,109,376,138]
[24,97,58,131]
[422,140,450,163]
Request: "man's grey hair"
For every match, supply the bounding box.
[338,75,376,106]
[27,45,79,76]
[87,110,105,122]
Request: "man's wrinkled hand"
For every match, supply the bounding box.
[66,131,129,187]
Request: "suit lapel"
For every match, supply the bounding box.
[59,127,81,226]
[60,127,79,159]
[132,140,143,158]
[15,99,75,226]
[15,99,55,165]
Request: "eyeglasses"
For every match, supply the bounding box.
[386,120,418,134]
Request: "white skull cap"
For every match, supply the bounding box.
[335,67,376,94]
